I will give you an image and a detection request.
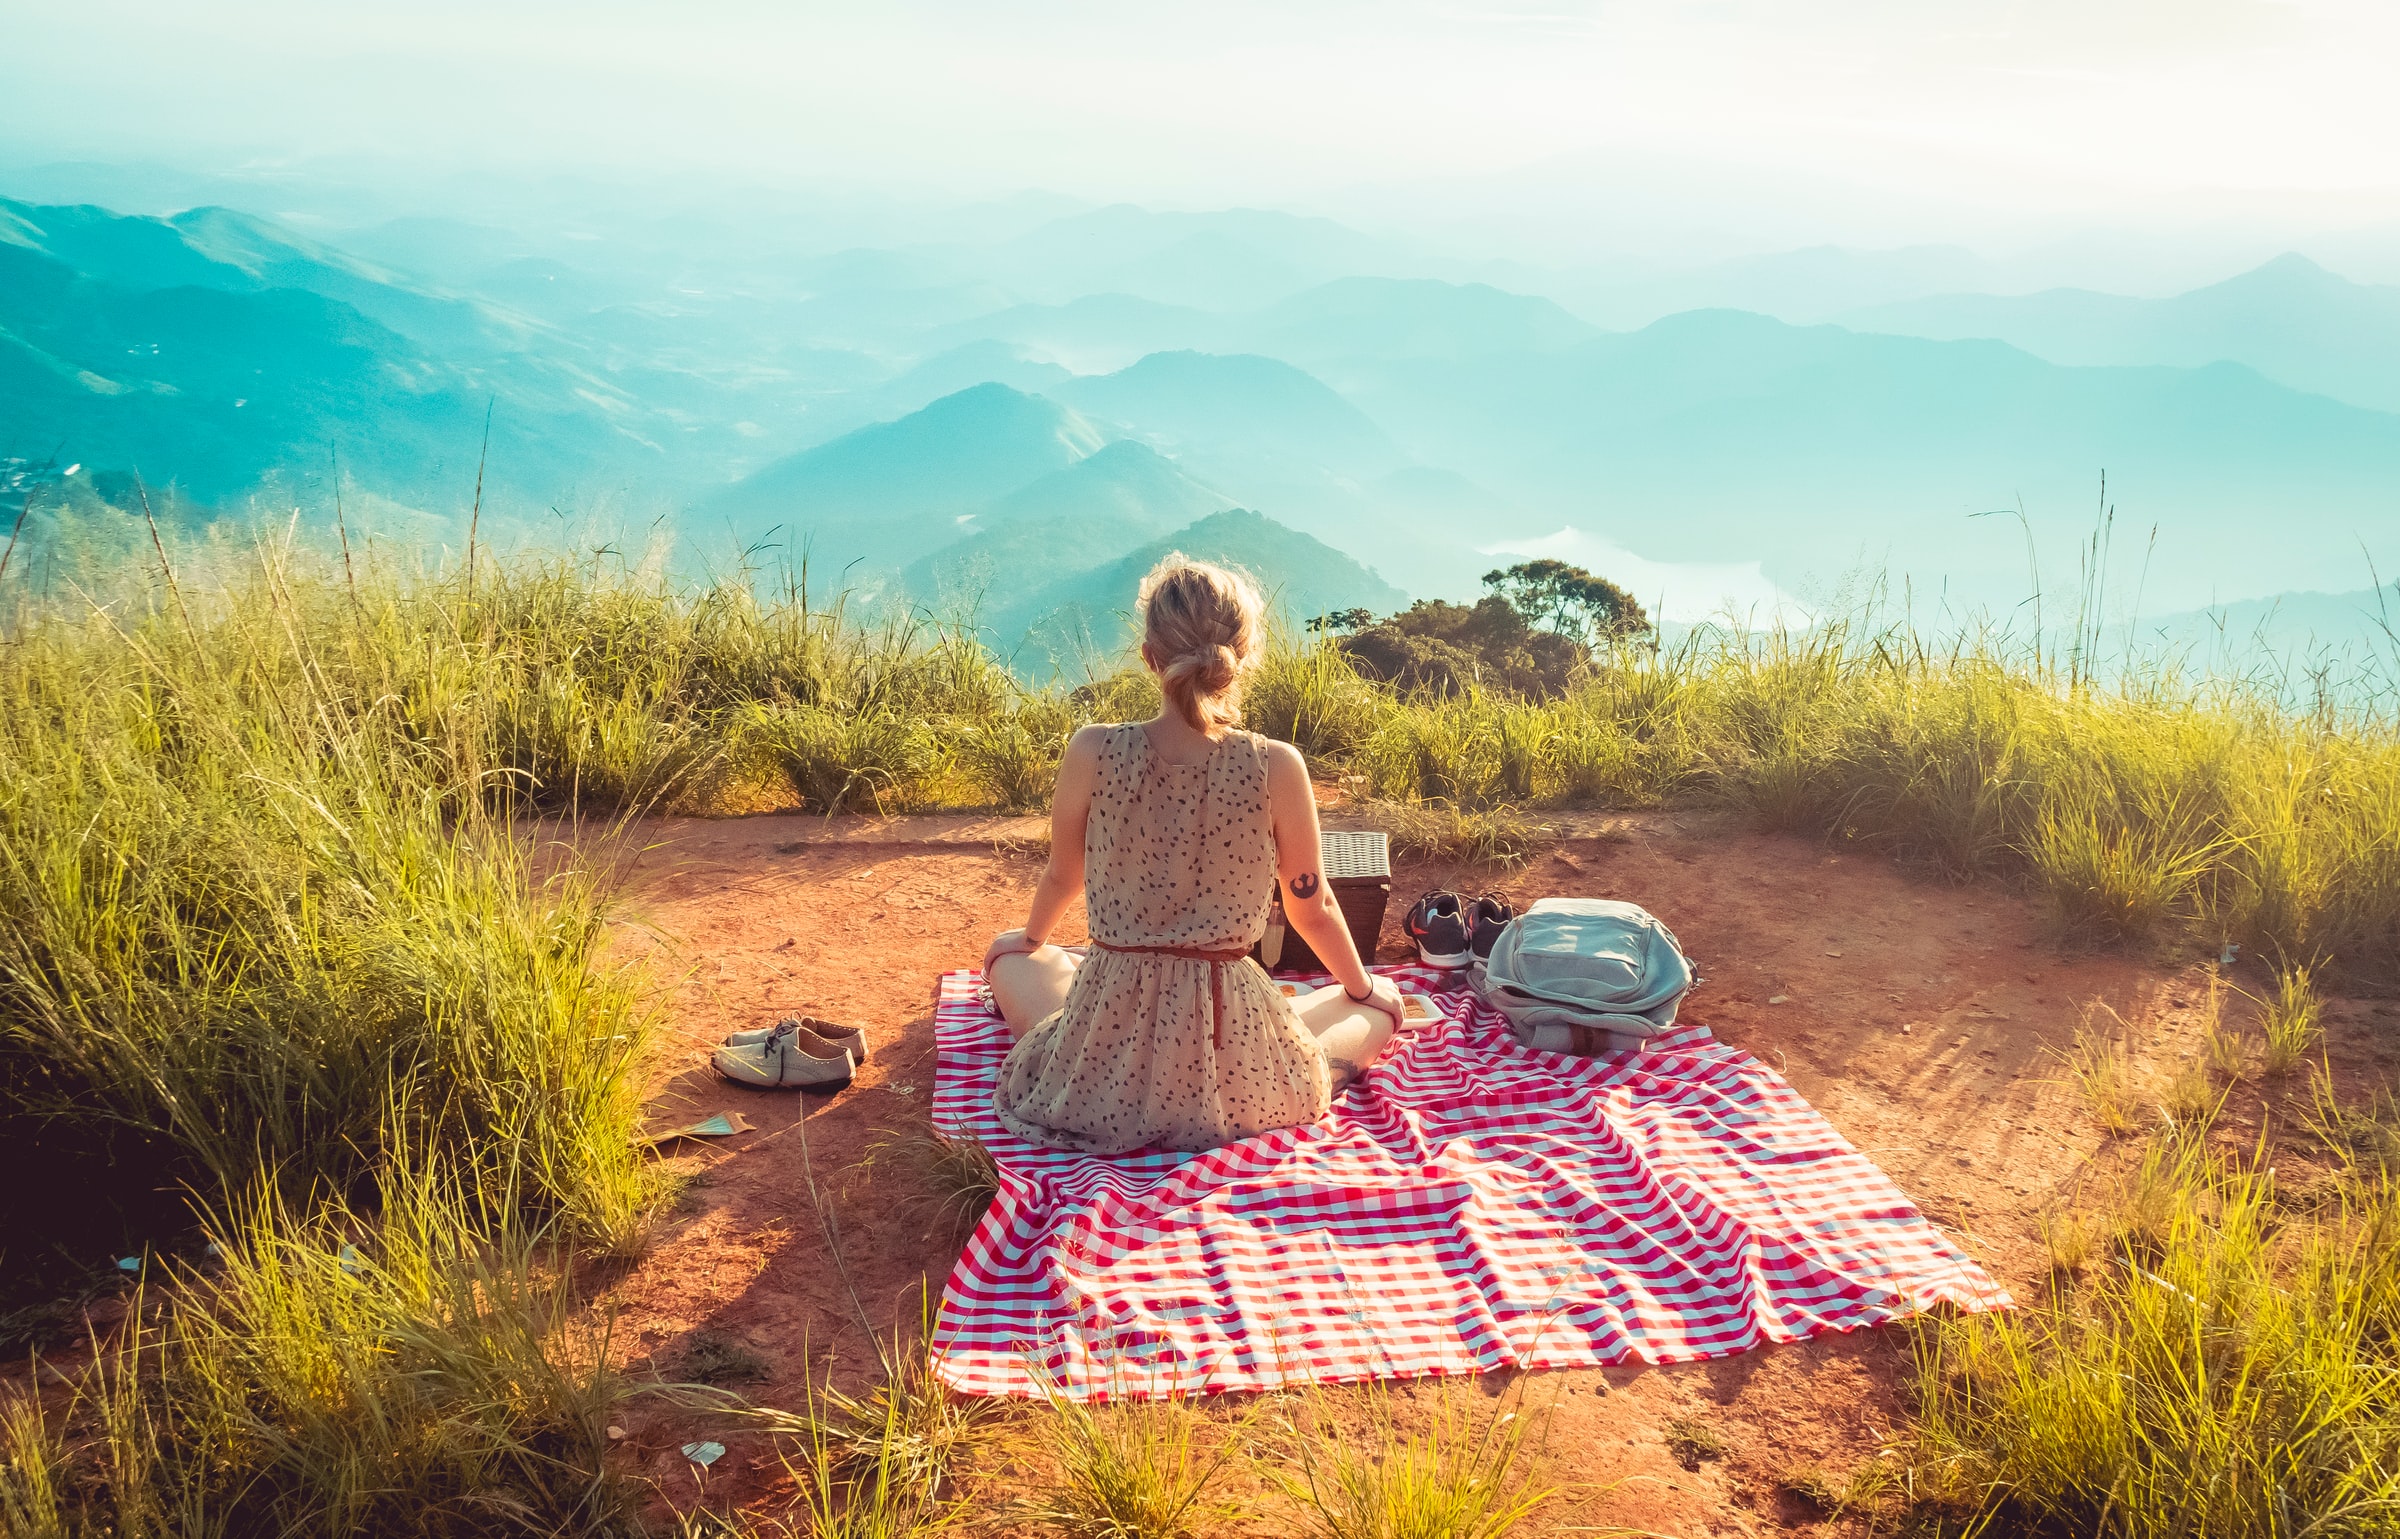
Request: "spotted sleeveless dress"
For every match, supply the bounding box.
[992,724,1332,1155]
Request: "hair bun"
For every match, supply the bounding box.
[1137,554,1264,733]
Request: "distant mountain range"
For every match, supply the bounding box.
[1330,308,2400,606]
[900,439,1230,608]
[6,185,2399,653]
[691,383,1109,576]
[0,195,689,509]
[994,508,1407,674]
[693,383,1407,653]
[1843,254,2400,415]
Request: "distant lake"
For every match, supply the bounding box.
[1484,527,1813,631]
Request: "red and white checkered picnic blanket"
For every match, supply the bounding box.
[929,964,2007,1400]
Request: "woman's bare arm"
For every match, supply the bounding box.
[984,725,1103,969]
[1264,741,1401,1017]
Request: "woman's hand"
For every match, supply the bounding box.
[1350,975,1407,1024]
[983,928,1042,974]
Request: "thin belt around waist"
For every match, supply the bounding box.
[1091,939,1255,1048]
[1092,940,1252,964]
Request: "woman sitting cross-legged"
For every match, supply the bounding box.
[982,555,1405,1157]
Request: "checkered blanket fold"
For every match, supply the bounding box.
[929,964,2007,1400]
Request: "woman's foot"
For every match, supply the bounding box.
[711,1022,855,1091]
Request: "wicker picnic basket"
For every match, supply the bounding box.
[1254,829,1391,973]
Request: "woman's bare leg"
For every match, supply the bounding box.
[1290,985,1396,1084]
[988,945,1081,1039]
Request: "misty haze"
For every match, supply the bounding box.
[7,2,2400,666]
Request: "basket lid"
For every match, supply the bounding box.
[1320,829,1391,879]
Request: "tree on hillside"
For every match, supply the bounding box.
[1481,559,1649,643]
[1337,594,1584,698]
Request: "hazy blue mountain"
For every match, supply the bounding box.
[1050,351,1402,477]
[994,507,1410,674]
[1538,243,2012,329]
[1088,231,1315,311]
[1250,277,1600,363]
[687,383,1109,574]
[1339,308,2400,608]
[866,342,1074,419]
[898,439,1234,612]
[4,199,550,358]
[0,196,733,513]
[338,215,540,287]
[982,205,1416,308]
[756,341,1079,456]
[1842,254,2400,413]
[0,201,655,508]
[2137,582,2400,662]
[924,294,1228,369]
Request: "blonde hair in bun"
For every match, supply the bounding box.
[1137,553,1264,734]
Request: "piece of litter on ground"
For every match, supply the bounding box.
[892,1084,917,1096]
[1768,995,1790,1005]
[2220,943,2241,965]
[1824,950,1842,957]
[337,1243,368,1275]
[681,1441,725,1467]
[1900,1023,1913,1035]
[114,1256,142,1272]
[606,1425,627,1441]
[643,1111,755,1145]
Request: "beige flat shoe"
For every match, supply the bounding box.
[724,1015,869,1064]
[711,1022,854,1091]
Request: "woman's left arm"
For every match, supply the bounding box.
[984,726,1103,970]
[1265,741,1403,1019]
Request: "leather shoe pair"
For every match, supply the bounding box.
[710,1017,866,1091]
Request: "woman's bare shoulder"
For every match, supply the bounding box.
[1254,735,1310,779]
[1058,722,1112,763]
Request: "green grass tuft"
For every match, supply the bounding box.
[1905,1135,2400,1532]
[1024,1394,1238,1539]
[0,1168,629,1536]
[1273,1380,1556,1539]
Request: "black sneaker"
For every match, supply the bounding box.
[1405,891,1472,968]
[1466,894,1515,966]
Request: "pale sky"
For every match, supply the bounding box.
[10,0,2400,256]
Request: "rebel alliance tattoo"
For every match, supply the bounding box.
[1289,871,1321,899]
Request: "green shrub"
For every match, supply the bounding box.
[0,586,657,1266]
[1907,1138,2400,1532]
[957,696,1078,811]
[1246,636,1385,760]
[1024,1396,1236,1539]
[1272,1379,1555,1539]
[746,701,934,813]
[0,1170,630,1537]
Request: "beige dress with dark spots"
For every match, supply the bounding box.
[992,724,1332,1155]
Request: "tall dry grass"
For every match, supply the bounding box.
[0,1168,629,1537]
[4,536,2397,1531]
[1317,620,2398,971]
[1905,1129,2400,1533]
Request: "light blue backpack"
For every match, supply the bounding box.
[1479,897,1696,1056]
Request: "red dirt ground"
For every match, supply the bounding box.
[588,804,2400,1534]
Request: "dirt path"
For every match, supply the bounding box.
[587,806,2394,1533]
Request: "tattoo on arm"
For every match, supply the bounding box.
[1289,871,1320,899]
